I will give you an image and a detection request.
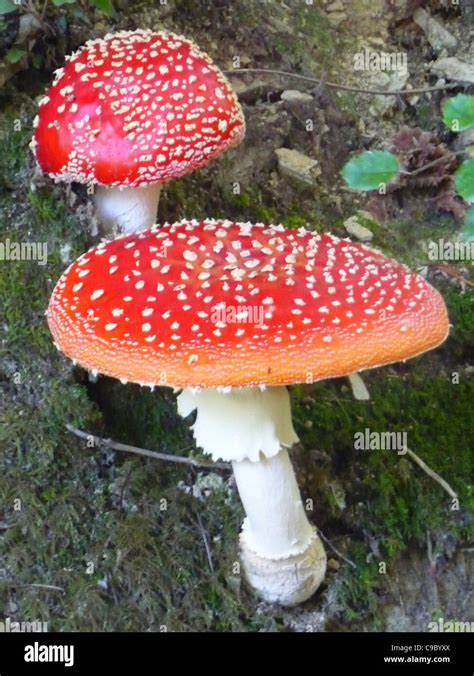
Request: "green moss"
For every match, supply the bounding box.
[254,204,278,223]
[441,286,474,358]
[293,4,339,71]
[415,102,441,132]
[334,92,360,118]
[159,174,209,223]
[0,108,32,189]
[29,189,66,225]
[282,212,310,229]
[331,544,381,624]
[232,192,251,210]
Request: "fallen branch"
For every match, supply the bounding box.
[405,448,458,500]
[225,67,459,96]
[318,529,357,569]
[66,424,231,471]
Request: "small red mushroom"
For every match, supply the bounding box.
[47,219,449,605]
[32,31,245,235]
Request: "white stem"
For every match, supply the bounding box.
[92,184,161,236]
[232,450,314,559]
[233,449,326,605]
[176,386,327,605]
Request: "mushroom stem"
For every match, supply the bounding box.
[233,449,326,606]
[176,385,327,606]
[93,184,161,236]
[233,450,314,558]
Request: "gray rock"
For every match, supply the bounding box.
[413,8,457,53]
[327,11,347,26]
[430,57,474,84]
[17,14,42,43]
[327,0,345,10]
[275,148,321,186]
[369,70,410,115]
[231,77,273,99]
[343,215,374,242]
[386,0,423,20]
[281,90,314,103]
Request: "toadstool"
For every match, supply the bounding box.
[47,219,449,605]
[32,31,245,235]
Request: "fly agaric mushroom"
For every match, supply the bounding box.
[31,31,245,235]
[47,219,449,606]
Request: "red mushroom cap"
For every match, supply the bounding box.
[47,219,449,388]
[32,30,245,187]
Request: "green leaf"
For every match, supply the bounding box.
[4,46,25,64]
[341,150,400,191]
[462,206,474,241]
[454,159,474,203]
[90,0,114,15]
[52,0,76,5]
[0,0,16,14]
[442,94,474,132]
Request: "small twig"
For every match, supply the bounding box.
[1,582,64,592]
[119,464,134,513]
[429,263,474,288]
[405,448,458,500]
[426,530,436,570]
[347,373,370,401]
[39,0,49,21]
[404,150,465,177]
[66,424,231,471]
[318,529,357,569]
[195,513,214,573]
[24,0,52,32]
[225,68,460,96]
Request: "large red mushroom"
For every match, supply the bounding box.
[47,219,449,605]
[32,31,245,235]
